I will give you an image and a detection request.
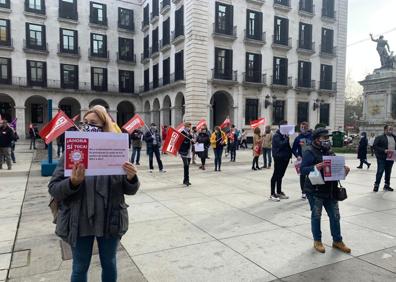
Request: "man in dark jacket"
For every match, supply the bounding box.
[131,129,143,165]
[270,121,292,201]
[29,124,37,150]
[179,122,194,186]
[0,120,14,170]
[373,125,396,192]
[292,122,313,200]
[301,128,351,254]
[144,123,165,172]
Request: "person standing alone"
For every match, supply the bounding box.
[179,122,194,186]
[144,123,165,173]
[131,129,143,165]
[0,120,14,170]
[252,127,262,170]
[357,132,371,169]
[262,125,273,169]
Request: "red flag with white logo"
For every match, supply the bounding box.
[162,127,186,156]
[250,118,266,129]
[175,122,184,132]
[196,119,207,131]
[122,114,145,134]
[39,111,75,144]
[220,118,231,129]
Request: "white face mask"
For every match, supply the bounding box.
[82,123,103,132]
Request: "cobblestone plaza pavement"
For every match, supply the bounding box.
[1,142,396,281]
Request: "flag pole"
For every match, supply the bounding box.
[47,99,53,164]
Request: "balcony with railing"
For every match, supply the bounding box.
[0,38,14,51]
[271,76,293,89]
[320,45,337,58]
[88,48,109,62]
[295,79,315,91]
[117,52,136,64]
[160,39,171,52]
[319,81,337,93]
[172,0,183,4]
[272,36,292,51]
[322,9,336,22]
[23,39,49,55]
[213,24,237,41]
[246,0,265,5]
[141,20,149,31]
[89,16,108,29]
[150,12,159,24]
[273,0,291,12]
[244,30,266,45]
[150,45,160,58]
[211,69,238,85]
[296,40,315,55]
[139,71,186,94]
[141,52,150,64]
[299,2,315,17]
[171,28,185,45]
[57,44,80,58]
[160,0,171,15]
[243,72,267,87]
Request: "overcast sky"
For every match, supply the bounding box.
[347,0,396,82]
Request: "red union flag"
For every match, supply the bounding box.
[175,122,184,132]
[72,114,80,122]
[196,119,207,131]
[122,114,145,134]
[39,111,75,144]
[162,127,186,156]
[250,118,266,129]
[220,118,231,129]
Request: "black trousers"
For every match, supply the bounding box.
[252,156,259,168]
[300,174,306,193]
[182,157,191,183]
[271,158,289,195]
[149,146,163,170]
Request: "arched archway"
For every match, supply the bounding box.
[152,98,160,126]
[144,101,151,125]
[59,97,81,119]
[210,91,234,129]
[162,95,171,126]
[174,92,185,125]
[25,95,48,132]
[89,99,109,109]
[0,93,15,121]
[117,101,135,127]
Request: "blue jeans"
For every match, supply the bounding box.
[213,147,224,170]
[71,236,119,282]
[131,147,141,164]
[263,148,272,167]
[375,159,394,187]
[306,194,342,242]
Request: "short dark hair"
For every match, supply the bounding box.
[300,121,308,126]
[384,125,389,130]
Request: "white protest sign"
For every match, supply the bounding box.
[280,125,295,135]
[322,156,346,181]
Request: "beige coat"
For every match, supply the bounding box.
[262,132,273,149]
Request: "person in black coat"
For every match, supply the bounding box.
[196,125,210,170]
[357,132,371,169]
[0,120,14,170]
[179,122,194,186]
[144,123,165,173]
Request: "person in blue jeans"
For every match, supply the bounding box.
[210,126,227,171]
[144,123,165,173]
[373,125,395,192]
[130,129,143,165]
[262,125,273,169]
[301,128,351,254]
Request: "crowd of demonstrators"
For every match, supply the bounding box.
[196,125,211,170]
[301,128,351,254]
[0,119,16,170]
[179,122,195,187]
[131,128,143,165]
[270,121,292,201]
[56,133,65,158]
[252,127,262,171]
[292,122,313,200]
[368,133,376,156]
[29,124,38,150]
[262,125,273,169]
[373,125,395,192]
[48,105,140,282]
[144,123,166,173]
[239,129,248,149]
[357,132,371,169]
[228,125,238,162]
[210,126,227,172]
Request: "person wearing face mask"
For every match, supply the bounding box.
[210,126,227,171]
[300,128,351,254]
[179,122,194,186]
[0,119,14,170]
[357,132,371,169]
[144,123,165,173]
[196,126,211,170]
[262,125,273,169]
[292,122,313,199]
[372,125,396,192]
[48,105,140,282]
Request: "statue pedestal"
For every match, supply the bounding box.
[360,68,396,135]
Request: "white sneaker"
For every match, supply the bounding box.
[149,170,153,173]
[278,192,289,200]
[301,193,307,200]
[270,195,280,202]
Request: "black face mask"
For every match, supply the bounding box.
[82,123,103,132]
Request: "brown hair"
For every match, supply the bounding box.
[83,105,117,133]
[254,127,261,135]
[184,122,192,127]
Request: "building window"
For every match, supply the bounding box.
[215,2,233,35]
[321,28,334,53]
[25,0,45,14]
[298,61,311,87]
[152,0,159,18]
[119,70,134,93]
[245,99,258,125]
[91,67,107,91]
[153,64,159,89]
[299,22,312,49]
[274,16,289,45]
[273,57,288,85]
[246,10,262,40]
[174,6,184,37]
[27,60,46,87]
[162,18,170,46]
[215,47,232,80]
[322,0,335,18]
[60,28,78,53]
[320,64,333,90]
[299,0,313,13]
[118,37,133,61]
[320,103,330,126]
[90,2,107,25]
[143,35,149,58]
[118,7,134,30]
[26,23,46,50]
[245,52,261,82]
[275,0,289,6]
[0,19,10,46]
[273,100,285,125]
[31,103,44,123]
[59,0,77,20]
[143,4,149,26]
[175,50,184,81]
[152,27,159,53]
[144,69,149,91]
[163,58,170,85]
[60,64,78,89]
[0,0,10,9]
[90,33,107,57]
[297,102,309,124]
[0,57,11,84]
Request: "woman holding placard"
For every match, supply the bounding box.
[196,125,211,170]
[48,105,140,282]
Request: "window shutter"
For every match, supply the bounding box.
[245,53,249,74]
[75,65,79,89]
[103,5,107,24]
[306,24,312,46]
[257,12,262,36]
[215,2,219,29]
[42,62,47,86]
[74,30,78,52]
[284,18,289,43]
[273,57,277,81]
[26,60,31,85]
[103,69,108,90]
[103,35,107,53]
[60,64,64,87]
[90,67,94,88]
[7,58,11,83]
[6,20,10,43]
[307,62,312,81]
[42,25,46,49]
[227,49,233,77]
[90,33,93,55]
[257,54,262,75]
[25,23,29,48]
[228,5,233,34]
[90,3,94,22]
[329,29,334,50]
[246,11,249,37]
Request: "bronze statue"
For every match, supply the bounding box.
[370,33,392,68]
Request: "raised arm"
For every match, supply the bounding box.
[370,34,378,42]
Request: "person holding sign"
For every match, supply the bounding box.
[210,126,227,172]
[196,125,211,170]
[48,105,140,282]
[373,125,396,192]
[179,122,194,186]
[300,128,351,254]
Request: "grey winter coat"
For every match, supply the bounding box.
[48,157,140,247]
